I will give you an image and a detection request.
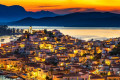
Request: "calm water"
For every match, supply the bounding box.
[9,26,120,41]
[0,75,17,80]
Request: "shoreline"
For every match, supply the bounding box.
[9,26,120,30]
[10,28,120,41]
[0,35,22,44]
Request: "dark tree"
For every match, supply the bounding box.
[44,29,47,34]
[110,42,120,56]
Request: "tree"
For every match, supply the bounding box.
[46,76,50,80]
[14,49,20,54]
[49,32,54,38]
[44,29,47,34]
[110,42,120,56]
[0,25,13,36]
[45,57,58,66]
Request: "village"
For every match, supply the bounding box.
[0,26,120,80]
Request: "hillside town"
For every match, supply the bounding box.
[0,26,120,80]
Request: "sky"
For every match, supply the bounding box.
[1,0,120,14]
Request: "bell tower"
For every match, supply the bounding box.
[29,26,32,34]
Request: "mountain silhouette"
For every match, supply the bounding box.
[7,12,120,27]
[0,4,58,22]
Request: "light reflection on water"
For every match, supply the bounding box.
[0,35,22,44]
[0,75,16,80]
[9,26,120,41]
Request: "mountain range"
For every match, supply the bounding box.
[1,4,120,27]
[0,4,58,22]
[7,12,120,27]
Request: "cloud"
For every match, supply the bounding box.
[39,5,60,8]
[52,8,98,14]
[110,10,120,14]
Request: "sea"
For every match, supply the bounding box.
[0,75,17,80]
[9,26,120,41]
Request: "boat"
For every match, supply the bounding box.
[0,71,7,75]
[1,39,4,42]
[10,75,18,79]
[9,36,13,39]
[5,73,18,79]
[13,35,17,38]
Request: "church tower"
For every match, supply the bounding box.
[29,26,33,34]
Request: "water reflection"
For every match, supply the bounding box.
[0,75,15,80]
[8,26,120,41]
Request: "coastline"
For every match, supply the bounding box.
[21,28,120,41]
[0,35,22,44]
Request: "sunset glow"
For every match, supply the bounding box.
[1,0,120,14]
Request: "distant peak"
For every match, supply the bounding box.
[22,17,36,20]
[9,5,25,9]
[0,4,8,7]
[39,10,53,13]
[40,10,47,12]
[0,4,23,8]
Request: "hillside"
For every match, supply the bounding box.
[0,4,58,22]
[7,12,120,27]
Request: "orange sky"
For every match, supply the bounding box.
[1,0,120,14]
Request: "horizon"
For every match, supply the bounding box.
[1,0,120,14]
[0,1,120,25]
[0,4,117,15]
[1,3,120,15]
